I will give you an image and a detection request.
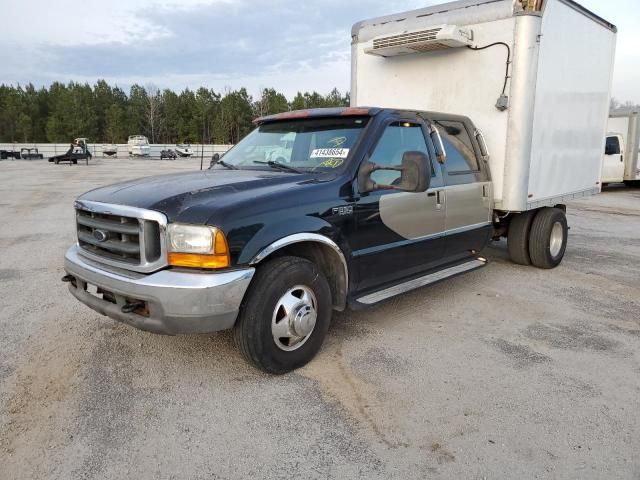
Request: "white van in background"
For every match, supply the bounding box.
[603,111,640,186]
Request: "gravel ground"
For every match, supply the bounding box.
[1,158,639,479]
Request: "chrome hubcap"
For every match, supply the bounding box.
[271,285,317,351]
[549,222,564,258]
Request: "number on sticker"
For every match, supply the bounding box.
[310,148,349,159]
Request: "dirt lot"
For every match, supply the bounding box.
[1,158,639,479]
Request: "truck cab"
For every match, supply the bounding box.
[64,107,493,373]
[603,133,625,184]
[606,111,640,186]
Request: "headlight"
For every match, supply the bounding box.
[167,224,230,269]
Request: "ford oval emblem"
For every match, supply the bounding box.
[93,229,108,242]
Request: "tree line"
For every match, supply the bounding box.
[0,81,350,144]
[610,98,640,113]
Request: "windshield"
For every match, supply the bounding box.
[218,117,370,171]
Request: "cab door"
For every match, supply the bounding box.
[602,135,625,183]
[351,117,447,293]
[435,119,492,263]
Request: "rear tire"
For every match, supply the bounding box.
[528,208,568,269]
[233,256,332,374]
[507,210,536,265]
[624,180,640,187]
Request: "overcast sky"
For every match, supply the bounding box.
[0,0,638,103]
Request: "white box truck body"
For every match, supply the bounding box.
[351,0,617,212]
[604,111,640,185]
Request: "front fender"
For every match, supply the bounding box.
[236,215,350,265]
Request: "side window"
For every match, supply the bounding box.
[436,120,479,173]
[605,136,620,155]
[369,122,431,186]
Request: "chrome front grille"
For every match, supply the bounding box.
[77,210,142,264]
[74,200,168,273]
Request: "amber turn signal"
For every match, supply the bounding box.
[168,252,230,269]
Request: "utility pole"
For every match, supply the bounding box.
[200,112,205,170]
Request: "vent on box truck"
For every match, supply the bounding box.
[365,25,473,57]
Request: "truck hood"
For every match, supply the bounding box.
[78,169,320,223]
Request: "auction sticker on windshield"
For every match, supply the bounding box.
[310,148,349,159]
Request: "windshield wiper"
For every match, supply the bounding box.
[211,159,238,170]
[253,160,303,173]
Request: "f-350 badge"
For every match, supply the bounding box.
[332,206,353,216]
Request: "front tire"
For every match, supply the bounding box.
[234,256,332,374]
[528,208,568,269]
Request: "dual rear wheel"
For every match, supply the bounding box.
[507,207,568,269]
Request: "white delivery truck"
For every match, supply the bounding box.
[59,0,619,373]
[604,111,640,186]
[351,0,617,265]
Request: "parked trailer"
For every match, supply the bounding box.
[351,0,616,265]
[160,149,177,160]
[49,139,92,165]
[102,144,118,157]
[604,111,640,186]
[0,150,21,160]
[20,148,44,160]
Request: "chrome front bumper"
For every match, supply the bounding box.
[64,245,255,335]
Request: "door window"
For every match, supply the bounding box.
[369,122,431,186]
[436,120,479,173]
[605,136,621,155]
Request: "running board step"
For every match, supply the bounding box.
[356,258,487,305]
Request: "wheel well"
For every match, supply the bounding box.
[496,205,567,239]
[554,204,567,213]
[256,241,347,311]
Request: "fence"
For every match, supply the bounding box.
[0,143,233,159]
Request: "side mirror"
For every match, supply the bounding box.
[210,153,220,168]
[358,151,430,193]
[475,129,489,158]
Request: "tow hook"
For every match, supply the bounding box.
[122,301,145,314]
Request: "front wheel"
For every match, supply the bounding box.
[528,208,568,269]
[233,256,332,374]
